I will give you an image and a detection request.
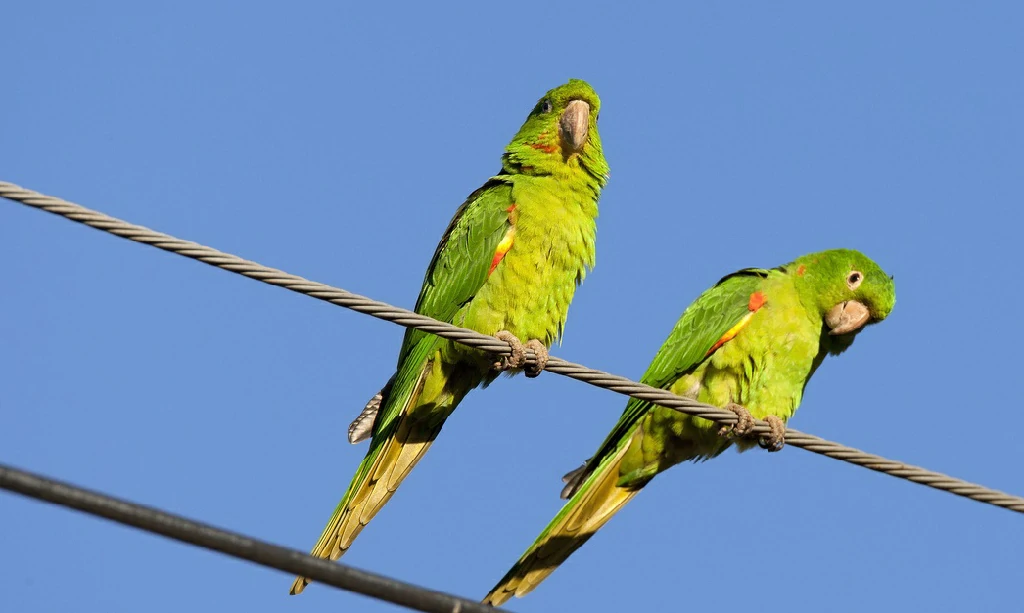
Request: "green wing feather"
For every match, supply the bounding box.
[372,178,514,439]
[563,268,772,497]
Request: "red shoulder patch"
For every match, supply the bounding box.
[797,264,806,276]
[748,291,766,311]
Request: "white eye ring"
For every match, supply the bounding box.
[847,270,863,290]
[541,99,553,113]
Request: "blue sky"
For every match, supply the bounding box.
[3,3,1023,612]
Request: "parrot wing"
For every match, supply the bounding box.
[562,267,773,498]
[369,178,515,437]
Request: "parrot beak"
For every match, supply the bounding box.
[559,99,590,154]
[825,300,871,335]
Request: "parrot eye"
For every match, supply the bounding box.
[847,271,863,290]
[540,99,553,114]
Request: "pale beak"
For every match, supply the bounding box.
[826,300,871,335]
[559,99,590,154]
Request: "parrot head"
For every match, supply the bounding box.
[503,79,609,185]
[790,249,896,346]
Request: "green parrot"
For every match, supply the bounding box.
[290,79,610,594]
[483,248,896,605]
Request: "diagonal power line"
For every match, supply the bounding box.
[3,179,1023,520]
[0,462,510,613]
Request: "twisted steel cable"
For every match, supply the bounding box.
[3,179,1022,514]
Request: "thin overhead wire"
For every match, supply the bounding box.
[3,179,1023,517]
[0,463,509,613]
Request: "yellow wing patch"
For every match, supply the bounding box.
[488,227,516,275]
[705,311,754,356]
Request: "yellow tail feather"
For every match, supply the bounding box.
[483,443,641,606]
[289,409,440,594]
[291,353,474,595]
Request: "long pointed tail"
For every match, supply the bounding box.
[291,348,479,595]
[290,405,442,594]
[483,443,641,606]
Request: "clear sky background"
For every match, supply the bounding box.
[3,3,1023,612]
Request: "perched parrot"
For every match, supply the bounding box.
[290,79,610,594]
[484,248,896,605]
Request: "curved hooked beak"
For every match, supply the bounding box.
[825,300,872,335]
[559,99,590,154]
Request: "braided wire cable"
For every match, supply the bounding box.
[3,179,1022,514]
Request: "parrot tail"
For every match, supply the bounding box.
[291,351,475,595]
[289,403,441,594]
[483,442,642,606]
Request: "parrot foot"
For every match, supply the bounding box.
[524,339,549,378]
[758,415,786,452]
[718,403,755,438]
[493,330,526,371]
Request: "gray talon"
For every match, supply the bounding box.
[719,403,755,438]
[524,339,549,378]
[493,330,526,370]
[758,415,786,452]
